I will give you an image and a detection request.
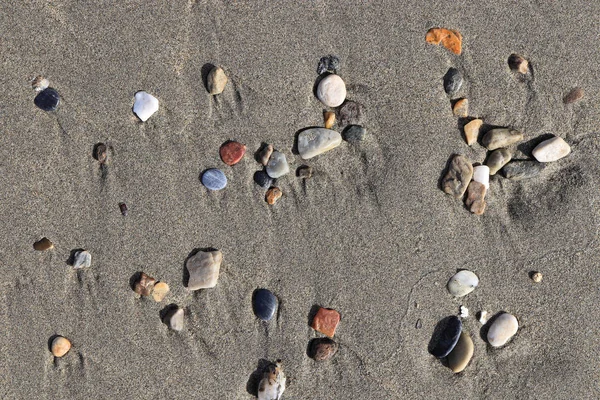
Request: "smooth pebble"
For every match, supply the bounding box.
[201,168,227,190]
[297,165,313,179]
[447,270,479,297]
[132,91,159,122]
[443,67,463,97]
[311,307,340,338]
[429,316,462,358]
[482,128,523,150]
[258,361,286,400]
[252,289,278,321]
[32,75,49,92]
[309,338,339,361]
[464,119,482,145]
[316,74,346,107]
[51,336,71,358]
[94,143,107,164]
[186,250,222,290]
[253,170,273,188]
[34,88,60,111]
[472,165,490,189]
[563,87,584,104]
[465,181,487,215]
[73,250,91,269]
[452,98,468,117]
[266,151,290,178]
[324,111,336,129]
[531,272,543,283]
[343,125,366,142]
[297,128,342,159]
[425,27,462,55]
[207,66,227,95]
[501,161,545,180]
[119,202,128,216]
[487,313,518,347]
[220,141,246,166]
[532,136,571,162]
[486,149,512,175]
[447,331,474,373]
[442,155,473,198]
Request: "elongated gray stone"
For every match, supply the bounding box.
[297,128,342,159]
[486,149,512,175]
[186,250,222,290]
[501,161,545,180]
[442,155,473,198]
[266,151,290,178]
[481,128,524,150]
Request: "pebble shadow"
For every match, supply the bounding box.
[516,134,555,158]
[254,142,270,163]
[246,358,272,396]
[129,271,143,291]
[159,303,180,326]
[307,304,321,327]
[47,334,61,353]
[201,63,216,94]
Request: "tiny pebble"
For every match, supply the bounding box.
[33,237,54,251]
[94,143,107,164]
[311,307,341,338]
[253,170,273,188]
[207,66,228,95]
[134,272,156,296]
[132,91,159,122]
[443,67,463,97]
[531,271,543,283]
[152,282,170,302]
[51,336,72,358]
[343,125,366,142]
[119,202,128,216]
[563,87,584,104]
[252,288,278,321]
[265,187,282,205]
[464,119,482,146]
[459,305,469,318]
[316,74,346,108]
[201,168,227,190]
[265,151,290,178]
[336,100,364,127]
[532,136,571,162]
[32,75,49,92]
[73,250,91,269]
[309,338,339,361]
[442,155,473,198]
[415,319,422,329]
[259,144,274,166]
[220,141,247,166]
[452,98,468,117]
[487,313,518,347]
[478,311,488,324]
[508,54,529,74]
[34,88,60,111]
[317,55,340,75]
[297,165,313,179]
[324,111,336,129]
[165,307,184,331]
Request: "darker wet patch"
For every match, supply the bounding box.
[307,304,322,327]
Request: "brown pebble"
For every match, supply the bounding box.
[265,187,282,205]
[94,143,107,164]
[563,87,584,104]
[33,237,54,251]
[453,98,468,117]
[508,54,529,74]
[531,271,543,283]
[152,282,169,302]
[309,338,339,361]
[311,307,341,338]
[442,155,473,198]
[297,165,313,179]
[134,272,156,296]
[465,181,487,215]
[324,111,336,129]
[51,336,71,357]
[425,28,462,55]
[464,119,482,146]
[259,144,274,166]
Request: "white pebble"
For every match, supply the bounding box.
[478,311,488,324]
[133,91,159,122]
[473,165,490,189]
[447,270,479,297]
[297,128,342,159]
[316,74,346,107]
[459,305,469,318]
[532,136,571,162]
[487,313,518,347]
[73,250,91,269]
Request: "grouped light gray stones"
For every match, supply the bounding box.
[258,360,286,400]
[73,250,91,269]
[464,119,482,146]
[443,67,463,97]
[186,250,223,290]
[442,155,473,198]
[487,313,518,347]
[486,148,512,175]
[472,165,489,189]
[532,136,571,162]
[207,66,228,95]
[481,128,524,150]
[265,151,290,178]
[447,270,479,297]
[132,91,159,122]
[316,74,346,107]
[165,307,184,331]
[447,331,474,373]
[297,128,342,159]
[501,161,545,180]
[465,181,486,215]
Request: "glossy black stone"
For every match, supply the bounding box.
[501,161,546,180]
[317,55,340,75]
[428,316,462,358]
[253,170,273,188]
[34,88,60,111]
[343,125,366,142]
[443,68,463,97]
[252,288,277,321]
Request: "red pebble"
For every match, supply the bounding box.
[311,307,341,338]
[219,141,246,166]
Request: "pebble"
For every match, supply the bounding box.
[442,155,473,198]
[201,168,227,190]
[464,119,482,146]
[51,336,72,358]
[443,68,463,97]
[486,148,512,175]
[481,128,524,150]
[258,360,286,400]
[508,54,529,74]
[34,88,60,111]
[132,91,159,122]
[33,237,54,251]
[94,143,108,164]
[220,141,247,166]
[501,161,545,180]
[324,111,336,129]
[152,282,170,302]
[478,311,489,325]
[316,74,346,107]
[297,165,313,179]
[531,271,543,283]
[32,75,49,92]
[425,28,463,55]
[253,170,273,188]
[73,250,91,269]
[459,306,469,318]
[336,100,364,127]
[309,338,339,361]
[343,125,366,142]
[207,66,228,95]
[452,98,469,117]
[487,313,518,347]
[311,307,341,338]
[252,288,278,321]
[134,272,156,296]
[265,187,282,205]
[447,331,474,373]
[473,165,490,189]
[186,250,222,290]
[447,270,479,297]
[430,316,462,358]
[297,128,342,159]
[317,55,340,75]
[259,144,274,166]
[563,87,584,104]
[119,202,128,216]
[465,181,487,215]
[165,307,184,331]
[416,319,423,329]
[265,151,290,178]
[532,136,571,162]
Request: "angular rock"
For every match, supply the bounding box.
[252,288,278,321]
[132,91,159,122]
[508,54,529,74]
[265,151,290,178]
[259,144,274,166]
[297,165,313,179]
[253,170,273,188]
[443,68,463,97]
[311,307,340,338]
[220,141,246,166]
[425,28,463,55]
[152,282,169,302]
[532,136,571,162]
[429,316,462,358]
[336,100,364,127]
[316,74,346,107]
[134,272,156,296]
[464,119,482,145]
[51,336,71,358]
[324,111,336,129]
[447,270,479,297]
[73,250,91,269]
[501,161,545,180]
[186,250,222,290]
[343,125,366,142]
[487,313,518,347]
[201,168,227,190]
[452,98,468,117]
[481,128,524,150]
[465,181,487,215]
[473,165,490,189]
[34,88,60,111]
[297,128,342,159]
[33,237,54,251]
[258,361,286,400]
[165,307,184,331]
[564,87,584,104]
[447,331,474,373]
[486,148,512,175]
[442,155,473,198]
[309,338,339,361]
[207,66,227,95]
[265,187,282,205]
[317,55,340,75]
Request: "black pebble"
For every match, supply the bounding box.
[317,55,340,75]
[252,288,277,321]
[429,316,462,358]
[119,203,128,216]
[501,161,546,180]
[443,68,463,97]
[343,125,367,142]
[253,170,273,188]
[34,88,60,111]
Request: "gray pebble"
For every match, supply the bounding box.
[501,161,546,180]
[343,125,366,141]
[443,67,463,97]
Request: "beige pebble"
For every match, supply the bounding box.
[447,331,474,373]
[207,66,227,95]
[487,313,518,347]
[51,336,71,357]
[464,119,482,145]
[152,282,170,302]
[531,272,543,283]
[452,98,468,117]
[259,144,274,166]
[324,111,336,129]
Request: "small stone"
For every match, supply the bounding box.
[94,143,107,164]
[317,55,340,75]
[459,306,469,318]
[51,336,71,358]
[501,161,546,180]
[464,119,482,145]
[253,171,273,188]
[478,311,488,325]
[152,282,170,302]
[266,151,290,178]
[297,165,313,179]
[311,307,341,338]
[465,181,487,215]
[486,149,512,175]
[201,168,227,190]
[447,270,479,297]
[442,155,473,198]
[531,271,543,283]
[343,125,366,142]
[443,68,463,97]
[309,338,339,361]
[416,319,423,329]
[32,76,49,92]
[265,187,282,205]
[119,202,128,216]
[425,28,462,55]
[473,165,490,189]
[73,250,91,269]
[316,74,346,108]
[336,100,364,127]
[258,361,286,400]
[134,272,156,296]
[297,128,342,159]
[132,91,159,122]
[532,136,571,162]
[487,313,518,347]
[564,87,584,104]
[447,331,474,373]
[186,250,222,290]
[452,98,468,117]
[34,88,60,111]
[481,128,524,150]
[207,66,228,95]
[33,237,54,251]
[165,307,184,331]
[429,316,462,358]
[252,288,278,321]
[259,144,274,166]
[324,111,336,129]
[220,141,246,166]
[508,54,529,74]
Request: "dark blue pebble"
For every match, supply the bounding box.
[343,125,367,142]
[429,316,462,358]
[201,168,227,190]
[317,55,340,75]
[253,170,273,188]
[252,288,277,321]
[34,88,60,111]
[443,68,463,97]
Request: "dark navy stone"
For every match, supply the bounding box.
[201,168,227,190]
[252,288,277,321]
[34,88,60,111]
[343,125,366,142]
[317,55,340,75]
[253,170,273,188]
[443,68,463,97]
[428,316,462,358]
[501,161,546,180]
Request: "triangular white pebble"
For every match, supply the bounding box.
[133,91,159,122]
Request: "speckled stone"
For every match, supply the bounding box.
[252,289,278,321]
[297,165,313,179]
[265,187,282,205]
[486,149,512,175]
[501,161,545,180]
[429,316,462,358]
[94,143,107,164]
[508,54,529,74]
[311,307,341,338]
[452,98,468,117]
[207,66,228,95]
[34,88,60,111]
[487,313,518,347]
[258,361,286,400]
[132,91,159,122]
[336,100,364,127]
[259,144,274,166]
[481,128,524,150]
[297,128,342,159]
[317,55,340,75]
[442,155,473,198]
[343,125,366,142]
[152,282,169,302]
[443,68,463,97]
[201,168,227,190]
[317,74,346,107]
[186,250,222,290]
[465,181,487,215]
[266,151,290,178]
[220,141,246,166]
[254,171,273,188]
[309,338,339,361]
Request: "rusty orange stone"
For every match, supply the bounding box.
[265,187,282,205]
[311,307,341,338]
[219,141,246,166]
[425,28,462,55]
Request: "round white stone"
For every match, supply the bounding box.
[532,136,571,162]
[473,165,490,189]
[487,313,518,347]
[265,151,290,178]
[317,74,346,107]
[447,270,479,297]
[133,91,159,122]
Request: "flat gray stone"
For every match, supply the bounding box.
[186,250,222,290]
[297,128,342,159]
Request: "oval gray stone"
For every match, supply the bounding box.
[487,313,518,347]
[486,148,512,175]
[186,250,222,290]
[265,151,290,178]
[481,128,524,150]
[297,128,342,159]
[501,161,545,180]
[447,270,479,297]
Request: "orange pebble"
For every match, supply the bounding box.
[425,28,462,55]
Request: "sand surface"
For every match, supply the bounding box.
[1,1,600,399]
